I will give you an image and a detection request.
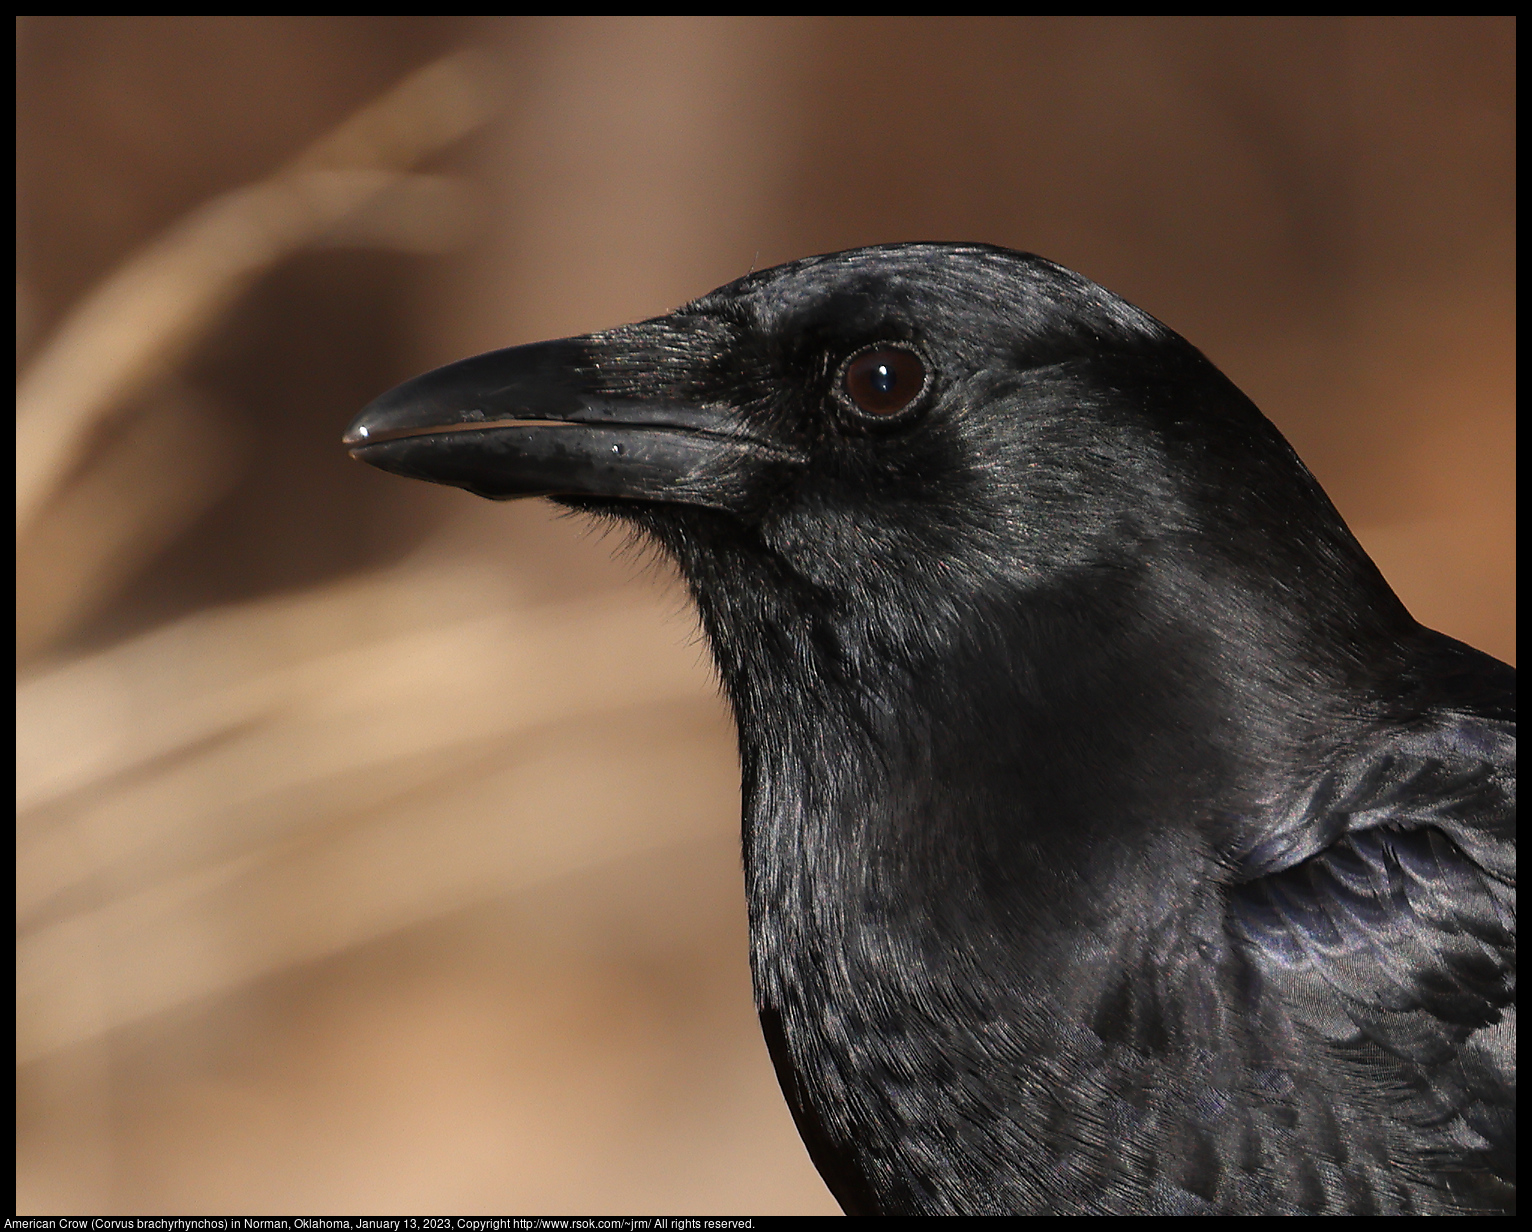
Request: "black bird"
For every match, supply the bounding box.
[345,244,1514,1215]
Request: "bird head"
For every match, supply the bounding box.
[347,243,1405,693]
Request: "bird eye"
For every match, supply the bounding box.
[842,347,927,417]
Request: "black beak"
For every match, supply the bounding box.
[344,333,785,511]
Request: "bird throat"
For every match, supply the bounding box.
[694,555,1249,1214]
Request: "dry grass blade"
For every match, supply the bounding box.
[16,543,729,1063]
[14,383,237,661]
[15,49,500,536]
[18,560,718,915]
[17,704,737,1065]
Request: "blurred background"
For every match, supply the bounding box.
[16,16,1514,1215]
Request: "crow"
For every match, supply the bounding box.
[344,244,1514,1215]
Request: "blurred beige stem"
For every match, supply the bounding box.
[17,718,738,1065]
[18,581,719,915]
[15,49,498,538]
[16,549,731,1062]
[14,383,237,661]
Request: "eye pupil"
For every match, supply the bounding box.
[844,347,926,416]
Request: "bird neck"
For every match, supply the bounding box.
[723,568,1223,974]
[669,521,1421,1212]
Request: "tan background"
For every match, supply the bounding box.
[16,16,1514,1215]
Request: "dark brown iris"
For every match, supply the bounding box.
[843,347,926,416]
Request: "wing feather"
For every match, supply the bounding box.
[1231,708,1515,1191]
